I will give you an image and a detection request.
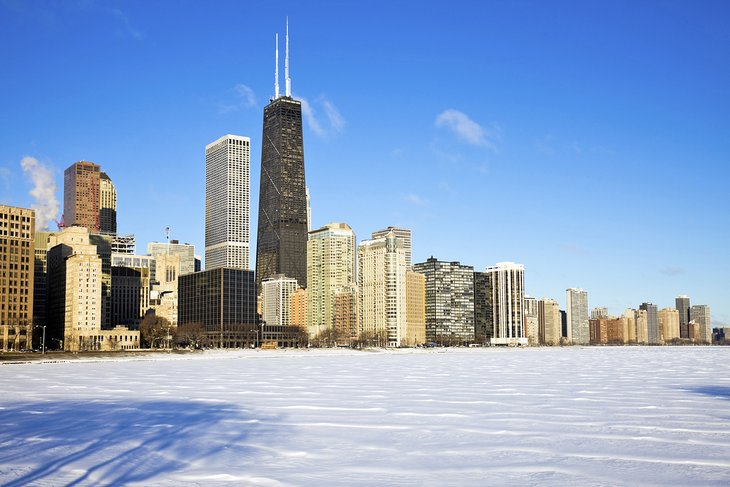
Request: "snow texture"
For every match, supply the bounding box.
[1,347,729,486]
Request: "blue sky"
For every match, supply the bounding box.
[1,0,728,324]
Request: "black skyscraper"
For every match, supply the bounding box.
[256,22,308,291]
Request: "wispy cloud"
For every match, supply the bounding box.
[20,156,59,231]
[435,109,497,149]
[560,243,589,256]
[219,84,257,113]
[299,95,345,138]
[404,193,427,206]
[108,7,144,40]
[0,166,11,190]
[659,266,685,276]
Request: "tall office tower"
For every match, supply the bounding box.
[178,268,257,348]
[262,275,298,327]
[658,307,680,343]
[591,307,608,319]
[473,271,492,344]
[33,231,54,331]
[372,227,412,270]
[64,161,101,233]
[306,187,311,231]
[89,233,113,329]
[99,172,117,235]
[675,295,691,339]
[0,205,35,352]
[623,309,637,343]
[566,288,589,345]
[484,262,527,346]
[256,22,308,290]
[413,257,475,344]
[690,304,712,344]
[205,134,250,271]
[639,302,660,344]
[358,231,407,347]
[306,223,356,338]
[405,271,426,346]
[289,287,307,329]
[148,241,196,276]
[538,298,561,346]
[524,296,539,346]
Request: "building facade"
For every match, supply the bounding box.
[405,271,426,346]
[524,296,539,346]
[0,205,35,351]
[483,262,526,346]
[64,161,101,233]
[205,134,250,271]
[690,304,712,344]
[473,271,492,344]
[358,231,407,347]
[262,274,298,327]
[178,268,257,348]
[538,298,561,346]
[111,266,150,328]
[371,227,412,270]
[148,240,196,276]
[658,307,680,343]
[289,287,307,330]
[99,172,117,235]
[413,257,475,345]
[675,295,691,339]
[566,288,589,345]
[639,302,660,345]
[306,223,356,338]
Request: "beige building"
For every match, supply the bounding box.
[691,305,712,344]
[149,253,180,325]
[334,286,358,344]
[289,287,307,330]
[64,161,101,233]
[358,231,407,347]
[538,298,561,346]
[262,274,298,327]
[658,307,680,343]
[589,317,608,344]
[524,296,539,346]
[635,309,649,344]
[371,226,412,270]
[307,223,356,338]
[404,271,425,346]
[47,226,138,351]
[606,317,627,344]
[623,309,637,343]
[99,172,117,235]
[0,205,35,351]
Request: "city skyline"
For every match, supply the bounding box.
[1,1,728,324]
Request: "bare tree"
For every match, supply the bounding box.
[140,314,173,348]
[174,322,206,349]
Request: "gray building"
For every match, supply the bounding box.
[566,288,589,345]
[148,240,196,276]
[473,271,492,344]
[640,302,660,345]
[690,304,712,344]
[675,295,690,339]
[413,257,474,345]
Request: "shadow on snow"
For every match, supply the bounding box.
[686,386,730,400]
[0,399,279,485]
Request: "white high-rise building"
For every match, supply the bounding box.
[690,304,712,344]
[307,223,356,338]
[566,288,589,345]
[262,275,299,327]
[372,227,412,270]
[358,231,407,347]
[205,135,250,270]
[485,262,527,346]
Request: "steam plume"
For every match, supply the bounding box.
[20,156,59,231]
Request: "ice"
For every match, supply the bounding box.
[1,347,729,486]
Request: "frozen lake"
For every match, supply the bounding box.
[1,347,729,486]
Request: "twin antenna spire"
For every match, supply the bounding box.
[274,18,291,99]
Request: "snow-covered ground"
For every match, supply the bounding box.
[1,347,729,486]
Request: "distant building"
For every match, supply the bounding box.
[372,227,412,270]
[589,317,608,344]
[524,296,539,346]
[334,286,358,344]
[538,298,561,346]
[640,302,660,345]
[306,223,356,338]
[405,271,426,346]
[658,308,680,343]
[148,240,196,276]
[149,253,180,325]
[358,231,407,347]
[591,307,608,319]
[111,266,150,328]
[99,172,117,235]
[0,205,35,351]
[33,230,55,331]
[675,295,691,339]
[690,304,712,344]
[566,288,589,345]
[111,234,135,254]
[484,262,527,346]
[473,272,492,344]
[289,287,307,330]
[623,309,637,343]
[178,268,257,348]
[64,161,101,233]
[205,134,250,271]
[262,275,298,327]
[413,257,475,345]
[634,309,649,344]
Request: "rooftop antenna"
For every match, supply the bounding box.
[285,17,291,97]
[274,33,280,99]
